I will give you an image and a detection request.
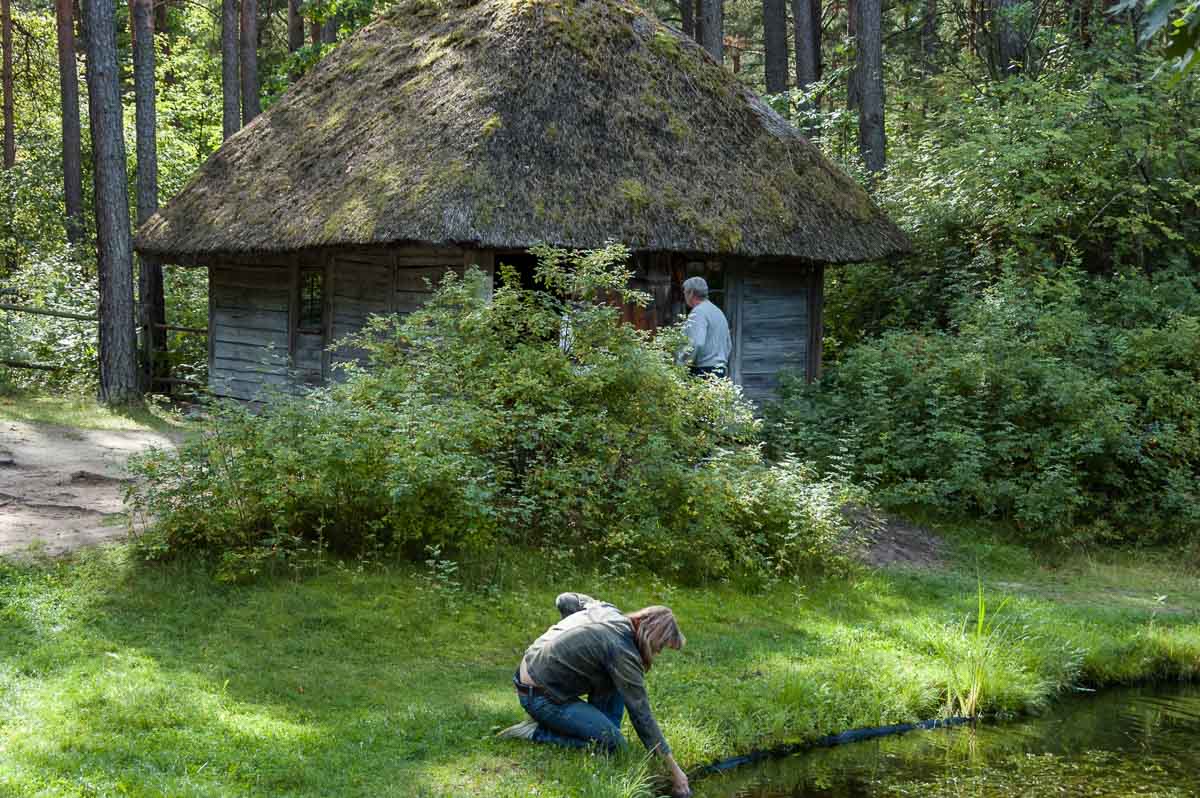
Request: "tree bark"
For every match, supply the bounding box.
[57,0,85,245]
[1075,0,1092,47]
[920,0,941,73]
[792,0,821,89]
[763,0,789,93]
[222,0,239,138]
[984,0,1027,77]
[847,0,860,110]
[680,0,695,38]
[855,0,885,171]
[240,0,260,124]
[85,0,139,403]
[320,15,337,44]
[287,0,304,51]
[699,0,722,63]
[132,0,166,391]
[2,0,13,170]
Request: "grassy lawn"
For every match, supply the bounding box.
[0,394,193,436]
[1,532,1197,798]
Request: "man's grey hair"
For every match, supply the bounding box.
[682,276,709,299]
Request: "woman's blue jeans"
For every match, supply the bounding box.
[518,687,627,751]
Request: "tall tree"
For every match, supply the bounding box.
[792,0,821,90]
[763,0,789,93]
[792,0,821,136]
[85,0,139,403]
[847,0,860,109]
[984,0,1027,76]
[240,0,260,123]
[320,15,337,44]
[132,0,165,390]
[699,0,722,63]
[680,0,694,38]
[288,0,304,51]
[920,0,941,73]
[2,0,13,170]
[222,0,239,138]
[56,0,85,245]
[855,0,885,171]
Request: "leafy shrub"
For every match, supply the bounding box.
[825,45,1200,354]
[129,245,864,582]
[0,252,99,395]
[767,266,1200,543]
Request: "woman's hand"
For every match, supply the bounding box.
[665,754,691,798]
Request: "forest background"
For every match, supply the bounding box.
[0,0,1198,549]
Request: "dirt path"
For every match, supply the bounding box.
[0,421,180,558]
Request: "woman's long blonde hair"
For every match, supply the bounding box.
[626,606,685,671]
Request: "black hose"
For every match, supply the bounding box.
[687,715,974,779]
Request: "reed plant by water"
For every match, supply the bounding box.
[939,579,1010,718]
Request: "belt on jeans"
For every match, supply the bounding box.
[514,679,552,699]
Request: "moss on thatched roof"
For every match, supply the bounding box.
[136,0,909,263]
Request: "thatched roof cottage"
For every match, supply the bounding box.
[135,0,909,402]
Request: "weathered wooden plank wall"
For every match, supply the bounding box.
[206,248,820,404]
[208,258,292,401]
[735,261,813,403]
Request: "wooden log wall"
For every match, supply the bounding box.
[731,260,816,403]
[209,257,293,401]
[206,245,488,400]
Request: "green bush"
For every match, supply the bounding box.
[767,266,1200,543]
[129,245,865,582]
[825,44,1200,355]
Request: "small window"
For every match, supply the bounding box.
[298,269,324,332]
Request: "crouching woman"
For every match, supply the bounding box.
[502,593,691,798]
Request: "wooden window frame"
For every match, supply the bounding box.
[297,267,325,334]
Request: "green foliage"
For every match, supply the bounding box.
[0,252,99,395]
[129,246,862,582]
[768,266,1200,543]
[829,48,1200,351]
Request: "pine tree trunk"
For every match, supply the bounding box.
[2,0,14,170]
[847,0,860,109]
[56,0,85,245]
[920,0,940,73]
[793,0,821,89]
[240,0,260,124]
[222,0,239,138]
[1075,0,1092,47]
[132,0,165,392]
[85,0,139,404]
[792,0,821,136]
[699,0,722,63]
[988,0,1025,76]
[681,0,694,38]
[763,0,789,93]
[855,0,885,172]
[287,0,303,51]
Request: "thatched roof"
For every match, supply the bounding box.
[136,0,909,263]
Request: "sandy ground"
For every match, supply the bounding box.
[0,421,179,558]
[0,417,945,567]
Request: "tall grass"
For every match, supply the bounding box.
[939,579,1010,718]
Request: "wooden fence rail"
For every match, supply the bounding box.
[0,302,98,322]
[1,302,208,390]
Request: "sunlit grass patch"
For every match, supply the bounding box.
[0,393,190,434]
[0,534,1197,797]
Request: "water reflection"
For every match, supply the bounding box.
[699,684,1200,797]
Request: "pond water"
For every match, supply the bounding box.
[697,683,1200,798]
